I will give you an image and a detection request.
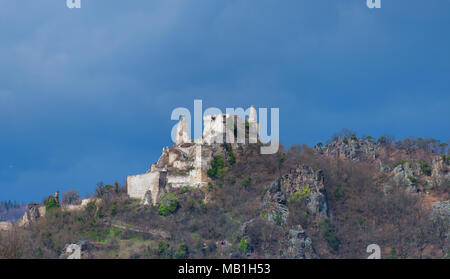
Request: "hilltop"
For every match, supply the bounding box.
[0,131,448,259]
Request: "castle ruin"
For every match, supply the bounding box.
[127,106,259,205]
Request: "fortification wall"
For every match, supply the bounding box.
[127,171,162,201]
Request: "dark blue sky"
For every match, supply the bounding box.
[1,0,449,202]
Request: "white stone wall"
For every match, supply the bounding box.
[203,114,225,144]
[127,171,162,202]
[175,115,191,145]
[167,174,190,187]
[0,221,12,231]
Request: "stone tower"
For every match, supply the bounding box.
[175,115,190,145]
[249,105,257,123]
[248,105,258,143]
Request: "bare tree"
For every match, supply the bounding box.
[62,190,81,205]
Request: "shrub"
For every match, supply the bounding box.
[95,183,119,200]
[242,178,251,188]
[239,237,250,254]
[273,214,282,226]
[227,151,236,166]
[334,187,345,200]
[158,193,179,216]
[62,190,80,205]
[45,197,60,212]
[110,202,117,216]
[207,156,225,179]
[156,241,172,258]
[319,219,340,252]
[389,247,397,259]
[288,185,311,204]
[174,243,189,259]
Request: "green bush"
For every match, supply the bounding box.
[227,150,236,166]
[45,197,60,212]
[242,178,251,187]
[110,202,117,216]
[175,243,189,259]
[156,241,173,258]
[389,247,397,259]
[323,231,339,252]
[319,219,340,252]
[158,193,179,216]
[288,185,310,204]
[273,214,282,226]
[334,187,345,200]
[207,156,225,179]
[239,237,250,254]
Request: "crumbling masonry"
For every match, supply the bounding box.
[127,106,259,205]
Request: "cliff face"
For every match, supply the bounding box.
[282,165,329,219]
[316,137,380,162]
[16,203,46,227]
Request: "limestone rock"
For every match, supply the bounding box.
[262,179,289,225]
[431,156,450,186]
[316,137,379,162]
[17,203,45,227]
[282,165,329,218]
[60,241,91,259]
[175,115,191,145]
[392,163,417,192]
[282,225,318,259]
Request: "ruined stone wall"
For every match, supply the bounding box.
[127,109,259,205]
[175,115,190,145]
[127,171,163,204]
[0,221,12,231]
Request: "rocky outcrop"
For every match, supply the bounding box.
[261,164,329,225]
[16,203,45,227]
[281,165,329,218]
[431,156,450,186]
[261,179,289,225]
[390,156,449,193]
[392,163,419,192]
[316,137,379,161]
[282,225,318,259]
[60,241,91,259]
